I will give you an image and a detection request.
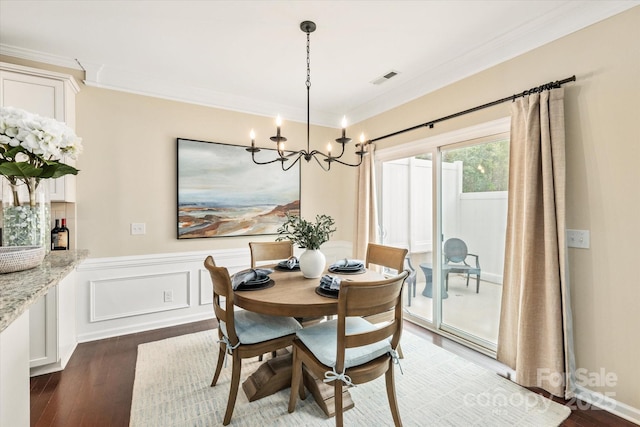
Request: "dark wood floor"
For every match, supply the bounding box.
[30,319,634,426]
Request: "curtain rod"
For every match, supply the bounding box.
[369,75,576,144]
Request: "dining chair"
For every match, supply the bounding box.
[204,255,302,425]
[288,270,409,427]
[249,241,293,268]
[250,240,323,330]
[364,243,408,357]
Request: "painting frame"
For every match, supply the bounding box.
[177,138,301,239]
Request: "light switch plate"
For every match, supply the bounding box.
[567,229,590,248]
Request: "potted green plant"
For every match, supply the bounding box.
[277,213,336,278]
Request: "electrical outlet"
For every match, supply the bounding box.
[567,229,590,249]
[163,290,173,303]
[131,223,146,235]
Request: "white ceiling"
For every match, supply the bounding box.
[0,1,637,127]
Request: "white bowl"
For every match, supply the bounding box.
[0,246,46,274]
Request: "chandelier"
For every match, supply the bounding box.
[246,20,368,171]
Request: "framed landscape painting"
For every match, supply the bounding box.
[177,138,300,239]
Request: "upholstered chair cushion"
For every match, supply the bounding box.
[295,317,392,368]
[220,310,302,344]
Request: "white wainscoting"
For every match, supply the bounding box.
[75,241,353,343]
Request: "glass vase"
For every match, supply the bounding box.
[2,177,51,252]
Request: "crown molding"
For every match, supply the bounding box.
[0,44,82,71]
[1,2,634,127]
[346,1,637,124]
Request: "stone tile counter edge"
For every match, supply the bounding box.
[0,249,89,332]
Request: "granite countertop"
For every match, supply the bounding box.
[0,249,89,332]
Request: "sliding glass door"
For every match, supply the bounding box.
[377,120,509,352]
[381,154,434,323]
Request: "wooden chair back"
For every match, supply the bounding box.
[365,243,408,274]
[335,271,408,373]
[249,241,294,268]
[204,255,238,345]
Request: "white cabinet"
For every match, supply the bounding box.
[0,311,30,427]
[29,270,77,376]
[0,62,80,202]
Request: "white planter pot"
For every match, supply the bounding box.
[299,249,326,279]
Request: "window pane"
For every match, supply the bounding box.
[440,140,508,347]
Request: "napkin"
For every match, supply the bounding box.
[320,274,342,290]
[330,258,364,269]
[232,268,273,290]
[284,256,299,269]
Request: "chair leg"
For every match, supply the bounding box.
[223,353,242,426]
[466,273,470,287]
[334,381,344,427]
[476,275,480,293]
[211,345,226,387]
[445,273,449,291]
[288,347,301,413]
[385,362,403,427]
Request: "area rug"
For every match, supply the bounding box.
[129,329,571,426]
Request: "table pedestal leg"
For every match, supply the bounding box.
[302,366,354,417]
[242,350,292,402]
[242,349,354,417]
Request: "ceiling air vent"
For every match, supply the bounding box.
[371,70,400,85]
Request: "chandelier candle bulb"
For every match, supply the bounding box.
[327,143,332,156]
[250,130,255,147]
[341,116,347,138]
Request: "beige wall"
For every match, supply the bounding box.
[0,53,359,257]
[358,7,640,411]
[73,88,357,257]
[2,4,638,413]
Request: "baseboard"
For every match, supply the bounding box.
[77,312,213,343]
[575,384,640,425]
[29,340,77,377]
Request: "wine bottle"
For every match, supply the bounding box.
[51,219,61,251]
[56,218,70,250]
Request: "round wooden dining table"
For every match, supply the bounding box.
[233,265,384,317]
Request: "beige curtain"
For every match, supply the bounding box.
[497,88,575,398]
[354,143,378,259]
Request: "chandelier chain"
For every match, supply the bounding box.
[306,32,311,89]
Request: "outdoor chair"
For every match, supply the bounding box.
[404,255,417,306]
[443,238,481,293]
[204,255,302,425]
[288,270,409,427]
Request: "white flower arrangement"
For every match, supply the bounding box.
[0,106,82,206]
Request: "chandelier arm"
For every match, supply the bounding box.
[330,142,347,160]
[281,152,304,171]
[311,153,331,171]
[249,150,291,166]
[284,149,307,159]
[326,154,367,168]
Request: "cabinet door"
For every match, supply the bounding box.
[29,288,58,368]
[0,69,76,202]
